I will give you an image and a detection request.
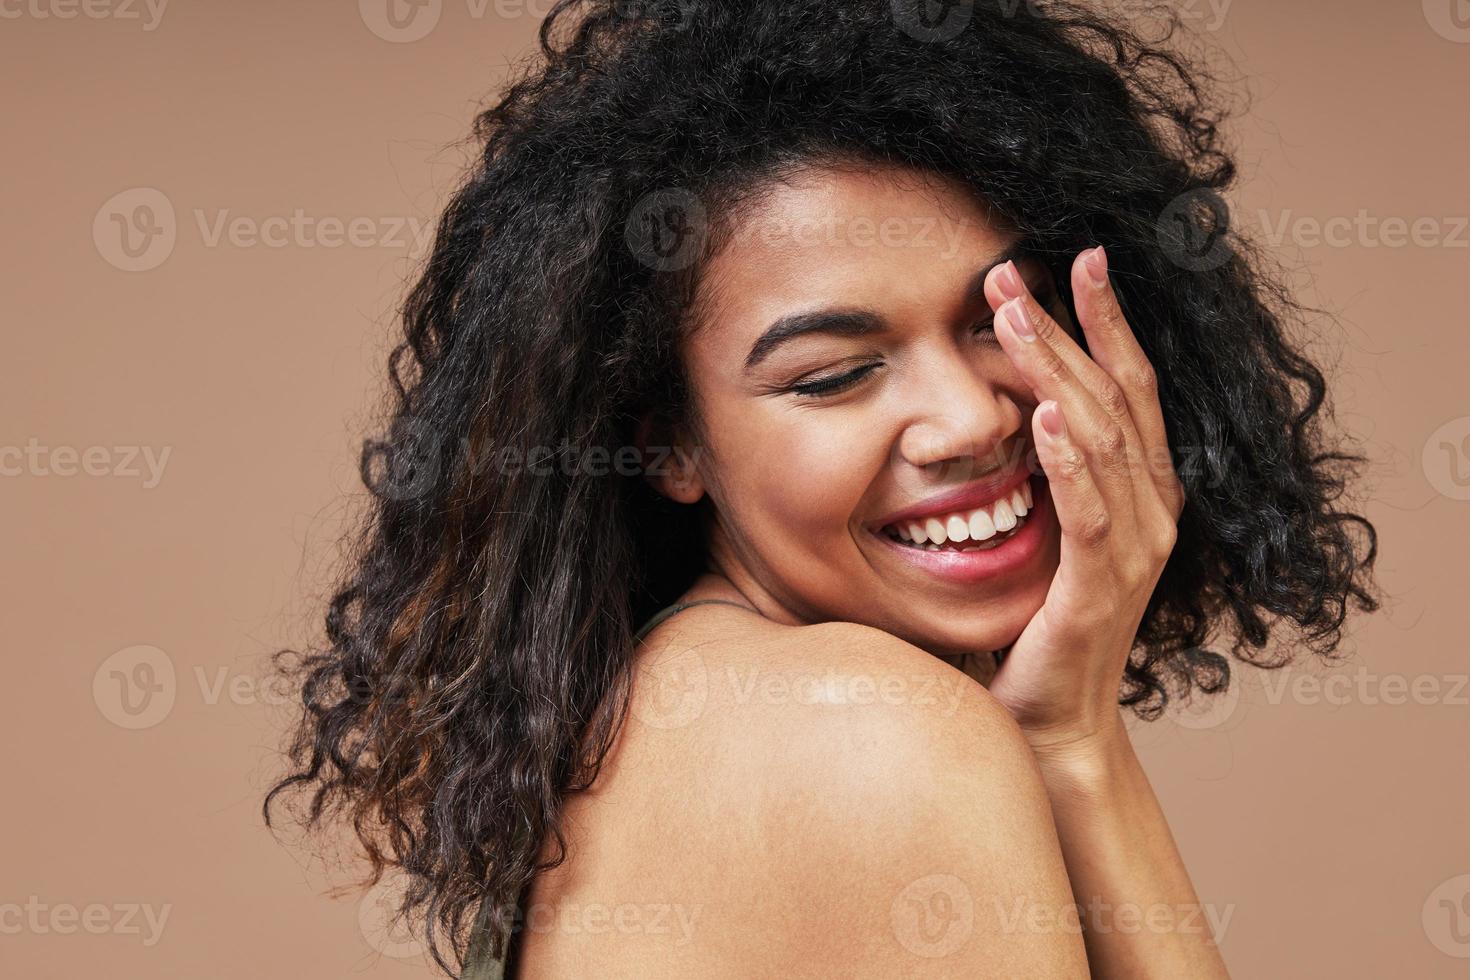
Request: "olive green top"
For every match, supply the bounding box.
[460,598,756,979]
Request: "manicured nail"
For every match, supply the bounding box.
[1000,298,1034,341]
[1084,246,1108,287]
[996,260,1024,300]
[1040,400,1066,438]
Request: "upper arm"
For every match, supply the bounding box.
[644,622,1090,978]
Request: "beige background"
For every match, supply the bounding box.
[2,1,1467,976]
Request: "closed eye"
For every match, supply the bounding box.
[784,283,1061,398]
[786,363,880,398]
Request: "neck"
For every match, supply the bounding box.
[697,519,1006,688]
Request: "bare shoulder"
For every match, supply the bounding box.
[627,613,1019,770]
[522,614,1088,978]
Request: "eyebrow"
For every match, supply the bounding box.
[742,236,1040,372]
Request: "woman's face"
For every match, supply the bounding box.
[671,164,1077,658]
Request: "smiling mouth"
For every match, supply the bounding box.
[877,478,1034,553]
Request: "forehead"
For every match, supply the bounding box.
[690,164,1019,350]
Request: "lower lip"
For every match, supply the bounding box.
[871,476,1050,585]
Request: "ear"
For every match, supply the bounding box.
[635,410,706,504]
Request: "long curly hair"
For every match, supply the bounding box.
[265,0,1381,972]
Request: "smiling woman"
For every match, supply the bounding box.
[264,1,1381,977]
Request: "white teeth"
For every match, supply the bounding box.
[884,482,1036,549]
[967,506,996,541]
[924,517,947,545]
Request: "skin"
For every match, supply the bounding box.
[518,163,1229,978]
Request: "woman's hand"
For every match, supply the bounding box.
[981,246,1187,754]
[979,250,1230,980]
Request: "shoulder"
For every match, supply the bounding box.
[532,617,1088,977]
[626,613,1032,802]
[641,614,1015,740]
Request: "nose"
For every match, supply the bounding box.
[895,352,1026,478]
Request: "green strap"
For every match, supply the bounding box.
[463,870,533,979]
[633,597,759,641]
[461,897,508,980]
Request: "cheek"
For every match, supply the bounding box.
[975,344,1027,388]
[718,410,879,548]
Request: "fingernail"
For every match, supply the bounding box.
[1000,298,1035,341]
[1084,246,1108,287]
[996,260,1024,300]
[1040,400,1066,438]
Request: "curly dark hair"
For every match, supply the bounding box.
[265,0,1381,972]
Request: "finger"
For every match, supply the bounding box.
[1031,400,1113,577]
[986,263,1139,534]
[986,260,1148,462]
[987,257,1162,529]
[1070,246,1185,521]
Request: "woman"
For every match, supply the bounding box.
[266,1,1380,976]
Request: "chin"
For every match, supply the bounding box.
[943,581,1048,651]
[878,602,1031,662]
[927,623,1022,659]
